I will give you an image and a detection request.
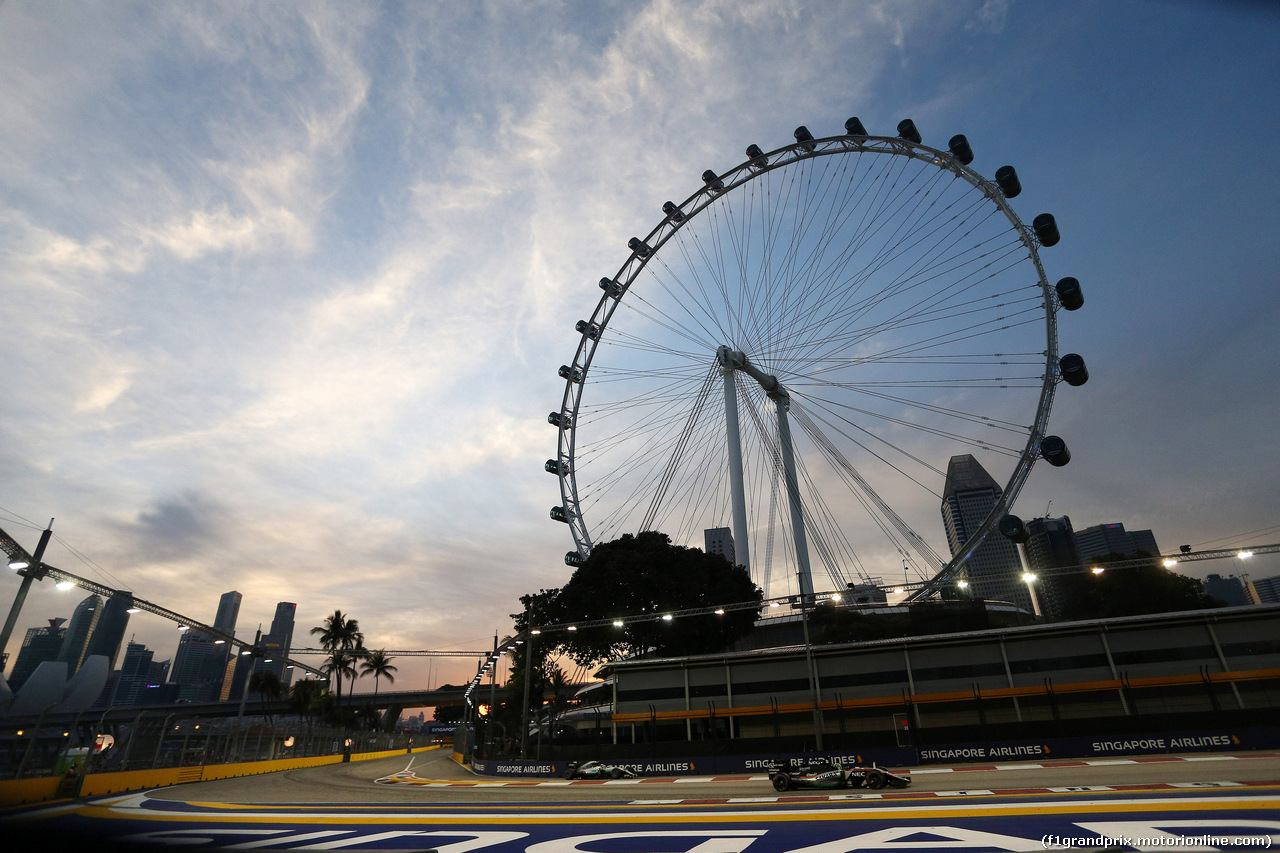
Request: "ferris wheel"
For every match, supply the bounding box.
[548,118,1088,601]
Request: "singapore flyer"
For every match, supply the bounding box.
[549,118,1086,602]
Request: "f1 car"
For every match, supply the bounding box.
[564,760,639,780]
[767,758,910,791]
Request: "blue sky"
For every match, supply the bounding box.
[2,1,1278,691]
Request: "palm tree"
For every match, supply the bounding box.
[248,670,284,726]
[542,664,573,741]
[310,610,364,700]
[321,650,359,701]
[289,679,327,728]
[358,649,398,698]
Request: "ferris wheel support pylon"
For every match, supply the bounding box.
[718,345,816,600]
[720,351,751,576]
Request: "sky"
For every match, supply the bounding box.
[2,0,1278,696]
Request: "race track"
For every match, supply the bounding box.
[6,749,1279,851]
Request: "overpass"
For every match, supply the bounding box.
[9,685,480,733]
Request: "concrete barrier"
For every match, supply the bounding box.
[3,745,442,805]
[0,776,62,806]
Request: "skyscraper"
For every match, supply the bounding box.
[112,642,155,706]
[256,602,297,686]
[84,592,133,669]
[7,619,66,692]
[58,594,103,674]
[940,455,1031,612]
[1075,523,1161,561]
[169,590,242,702]
[1203,573,1251,607]
[214,590,242,635]
[1253,575,1280,604]
[1023,516,1081,620]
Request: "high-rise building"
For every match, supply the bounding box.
[1023,516,1081,620]
[214,591,242,635]
[704,527,736,567]
[148,657,171,686]
[940,455,1031,612]
[255,602,297,686]
[84,593,133,669]
[1075,523,1161,561]
[6,619,67,692]
[113,642,156,706]
[169,590,242,702]
[58,594,103,674]
[1130,529,1160,557]
[1252,575,1280,604]
[1203,573,1251,607]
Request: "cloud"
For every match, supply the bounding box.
[4,1,1277,691]
[119,490,233,563]
[965,0,1012,34]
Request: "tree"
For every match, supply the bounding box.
[358,649,398,697]
[310,610,364,700]
[1052,553,1223,621]
[515,531,763,666]
[289,678,328,729]
[248,670,284,726]
[541,663,574,739]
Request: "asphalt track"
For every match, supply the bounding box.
[6,749,1280,851]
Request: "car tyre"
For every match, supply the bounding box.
[772,773,791,792]
[610,768,623,779]
[865,769,887,789]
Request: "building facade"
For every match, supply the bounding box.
[169,589,242,702]
[940,455,1030,612]
[6,619,67,692]
[1203,573,1253,607]
[1253,575,1280,605]
[1023,516,1081,620]
[704,527,736,567]
[255,601,297,686]
[57,594,103,674]
[1075,523,1161,561]
[83,593,132,669]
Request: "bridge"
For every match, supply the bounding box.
[10,685,479,733]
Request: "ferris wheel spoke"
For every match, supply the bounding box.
[640,367,718,532]
[786,288,1042,376]
[796,387,1030,455]
[786,233,1029,371]
[558,126,1071,600]
[792,405,947,571]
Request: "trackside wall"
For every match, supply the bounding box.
[1,745,442,806]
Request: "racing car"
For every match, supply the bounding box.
[563,760,639,780]
[766,758,910,791]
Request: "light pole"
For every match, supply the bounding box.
[798,594,825,751]
[0,521,54,659]
[15,701,59,778]
[521,626,537,760]
[232,628,262,761]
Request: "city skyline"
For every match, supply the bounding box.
[2,2,1278,690]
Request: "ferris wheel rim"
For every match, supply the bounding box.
[553,129,1063,591]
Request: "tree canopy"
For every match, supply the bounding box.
[1051,553,1223,621]
[514,531,762,666]
[310,610,364,699]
